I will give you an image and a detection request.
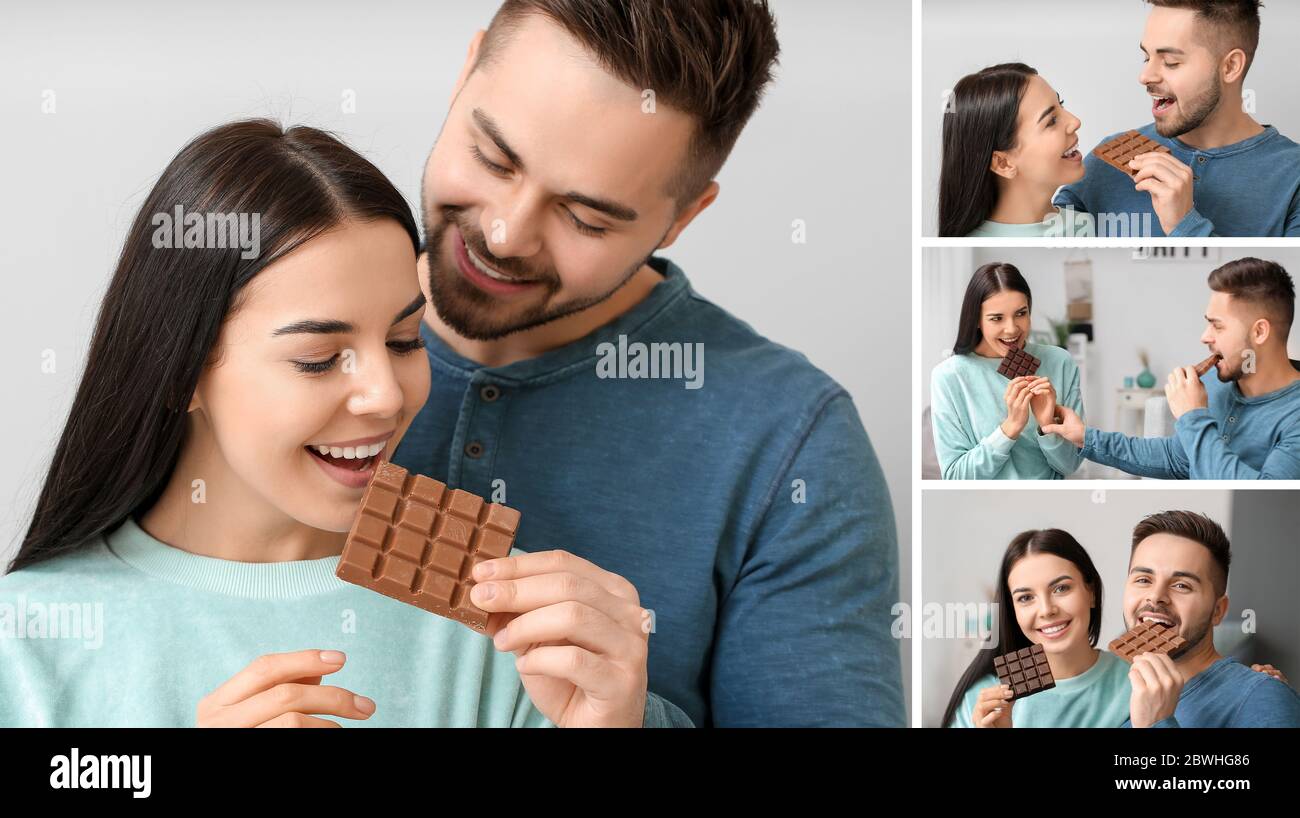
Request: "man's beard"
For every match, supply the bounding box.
[1169,614,1211,660]
[422,206,649,342]
[1153,74,1222,139]
[1217,347,1250,383]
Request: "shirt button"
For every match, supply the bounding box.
[465,441,485,459]
[1222,435,1230,442]
[480,384,501,402]
[1228,417,1236,423]
[1197,155,1207,164]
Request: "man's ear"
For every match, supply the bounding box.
[1211,593,1229,627]
[1251,316,1271,346]
[450,30,488,107]
[1221,47,1249,86]
[989,151,1017,180]
[657,181,720,250]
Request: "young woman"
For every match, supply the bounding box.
[939,63,1094,238]
[0,120,647,727]
[930,262,1085,479]
[943,529,1131,728]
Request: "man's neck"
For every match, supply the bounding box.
[1236,350,1300,398]
[1174,640,1223,680]
[1173,97,1264,151]
[419,253,665,369]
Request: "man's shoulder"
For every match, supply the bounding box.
[658,279,848,404]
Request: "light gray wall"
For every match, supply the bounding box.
[921,0,1300,234]
[0,1,912,716]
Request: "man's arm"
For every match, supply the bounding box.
[1082,426,1191,479]
[1230,677,1300,727]
[709,393,904,726]
[641,691,695,728]
[1175,409,1300,479]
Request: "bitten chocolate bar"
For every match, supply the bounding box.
[1108,622,1187,663]
[335,461,521,632]
[993,644,1056,701]
[1093,130,1172,177]
[997,347,1041,379]
[1194,353,1223,377]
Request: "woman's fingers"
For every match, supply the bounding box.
[207,650,347,707]
[224,683,375,728]
[255,712,344,728]
[493,601,635,657]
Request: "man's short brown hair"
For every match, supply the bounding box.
[474,0,781,210]
[1131,510,1231,597]
[1208,257,1295,339]
[1145,1,1263,77]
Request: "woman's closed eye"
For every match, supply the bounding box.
[291,337,426,375]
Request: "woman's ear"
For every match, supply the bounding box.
[989,151,1017,180]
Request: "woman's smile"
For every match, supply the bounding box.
[304,431,395,489]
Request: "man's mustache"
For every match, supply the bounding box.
[436,206,555,284]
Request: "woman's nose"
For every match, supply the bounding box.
[346,353,405,418]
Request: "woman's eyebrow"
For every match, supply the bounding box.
[393,293,426,324]
[271,294,427,337]
[1036,103,1058,124]
[272,318,353,337]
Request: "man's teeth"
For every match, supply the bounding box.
[1141,614,1174,626]
[314,442,384,459]
[466,244,522,282]
[1041,622,1068,634]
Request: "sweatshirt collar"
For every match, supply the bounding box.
[105,517,345,599]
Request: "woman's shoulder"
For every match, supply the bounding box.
[0,537,124,597]
[932,351,982,379]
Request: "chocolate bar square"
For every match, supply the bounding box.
[336,461,521,632]
[997,347,1041,379]
[1108,622,1187,663]
[1093,130,1172,177]
[992,643,1056,701]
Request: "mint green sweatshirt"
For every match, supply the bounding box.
[930,342,1086,480]
[951,649,1131,728]
[0,518,555,728]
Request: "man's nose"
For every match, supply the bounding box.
[481,192,544,260]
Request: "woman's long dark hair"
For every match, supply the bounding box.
[940,529,1103,727]
[8,119,419,574]
[938,63,1039,237]
[951,262,1033,356]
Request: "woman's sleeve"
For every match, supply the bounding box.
[1038,356,1086,477]
[931,365,1014,480]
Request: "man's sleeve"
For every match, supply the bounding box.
[1082,427,1190,479]
[1175,409,1300,479]
[1232,678,1300,727]
[1286,184,1300,237]
[1169,208,1216,237]
[708,392,904,727]
[641,691,695,728]
[1053,181,1088,213]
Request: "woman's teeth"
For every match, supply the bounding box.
[1061,145,1080,159]
[312,442,385,459]
[1041,622,1069,635]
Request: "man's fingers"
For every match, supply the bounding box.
[473,550,638,603]
[209,650,347,706]
[228,683,375,727]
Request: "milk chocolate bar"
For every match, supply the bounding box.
[335,461,521,632]
[997,347,1041,379]
[1194,353,1223,377]
[993,644,1056,701]
[1108,622,1187,663]
[1093,130,1172,177]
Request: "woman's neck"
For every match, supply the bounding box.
[1043,643,1099,681]
[987,179,1057,226]
[140,435,345,563]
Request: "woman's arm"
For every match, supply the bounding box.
[931,367,1013,480]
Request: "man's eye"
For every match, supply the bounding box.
[564,206,607,237]
[470,144,511,175]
